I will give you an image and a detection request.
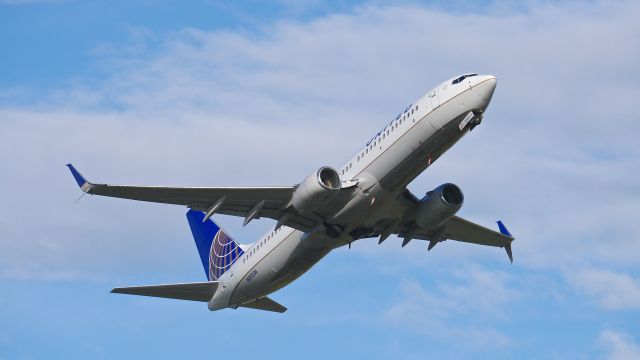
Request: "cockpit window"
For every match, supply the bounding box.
[452,73,478,84]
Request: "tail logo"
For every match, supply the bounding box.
[208,229,244,280]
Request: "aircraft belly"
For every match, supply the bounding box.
[228,230,328,306]
[264,247,328,293]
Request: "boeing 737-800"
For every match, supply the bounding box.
[67,73,514,313]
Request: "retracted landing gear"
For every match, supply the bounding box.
[468,111,483,131]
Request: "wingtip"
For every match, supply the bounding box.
[66,163,86,185]
[496,221,514,263]
[496,220,513,238]
[66,164,93,192]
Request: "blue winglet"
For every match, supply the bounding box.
[497,220,512,238]
[66,164,95,194]
[66,164,88,187]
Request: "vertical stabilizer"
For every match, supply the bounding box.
[186,210,245,280]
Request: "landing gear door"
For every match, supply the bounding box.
[429,88,439,109]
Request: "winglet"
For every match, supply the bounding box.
[497,220,514,263]
[497,220,512,238]
[66,164,93,192]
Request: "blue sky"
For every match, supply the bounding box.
[1,0,639,359]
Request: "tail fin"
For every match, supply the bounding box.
[186,210,245,281]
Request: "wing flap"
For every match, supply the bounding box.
[111,281,218,302]
[239,297,287,313]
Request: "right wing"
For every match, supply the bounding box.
[111,281,218,302]
[66,164,318,231]
[387,190,515,262]
[398,216,515,262]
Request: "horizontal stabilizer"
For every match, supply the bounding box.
[239,296,287,313]
[111,281,218,302]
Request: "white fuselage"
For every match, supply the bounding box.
[209,74,497,310]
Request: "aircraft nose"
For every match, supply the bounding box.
[479,75,497,92]
[474,75,497,111]
[486,75,497,92]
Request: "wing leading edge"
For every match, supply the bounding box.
[66,164,318,232]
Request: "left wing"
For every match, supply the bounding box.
[66,164,318,231]
[390,190,515,262]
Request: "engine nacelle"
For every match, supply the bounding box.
[291,167,341,214]
[415,183,464,230]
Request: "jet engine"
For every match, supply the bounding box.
[291,167,341,213]
[415,183,464,230]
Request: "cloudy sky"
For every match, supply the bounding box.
[1,0,639,358]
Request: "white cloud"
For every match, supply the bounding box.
[600,330,640,360]
[386,266,515,348]
[569,268,640,310]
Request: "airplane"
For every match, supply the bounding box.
[67,73,514,313]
